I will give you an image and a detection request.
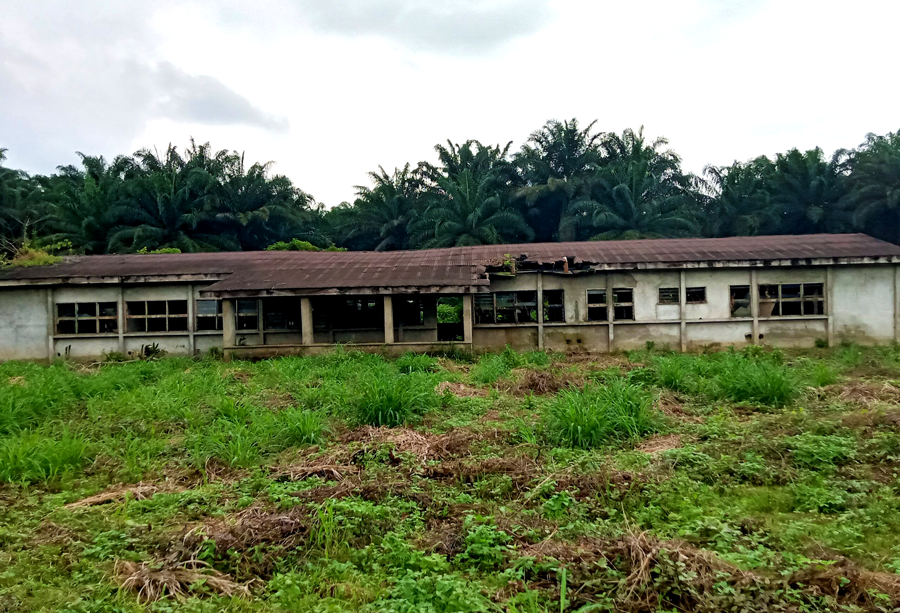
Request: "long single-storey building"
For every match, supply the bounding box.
[1,233,899,362]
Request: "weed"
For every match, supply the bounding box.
[544,379,657,448]
[787,432,857,468]
[353,372,439,427]
[0,428,89,482]
[396,352,439,374]
[472,354,509,384]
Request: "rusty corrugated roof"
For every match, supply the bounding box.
[2,234,899,294]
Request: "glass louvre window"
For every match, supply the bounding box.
[543,290,565,322]
[759,283,824,317]
[236,299,259,331]
[473,292,538,324]
[730,286,751,317]
[56,302,118,335]
[474,294,495,324]
[686,287,707,304]
[263,298,302,331]
[613,288,634,321]
[587,290,608,322]
[658,288,679,304]
[196,300,223,331]
[126,300,188,332]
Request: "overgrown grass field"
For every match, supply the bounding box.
[2,343,900,612]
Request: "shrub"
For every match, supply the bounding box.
[395,352,439,374]
[544,379,657,448]
[354,373,439,427]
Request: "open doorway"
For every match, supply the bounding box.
[437,296,463,341]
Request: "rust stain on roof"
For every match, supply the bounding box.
[2,234,899,293]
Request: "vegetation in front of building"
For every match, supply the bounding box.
[3,123,900,262]
[2,344,900,611]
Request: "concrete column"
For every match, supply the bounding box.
[186,284,195,356]
[828,267,837,347]
[750,269,760,345]
[257,299,264,346]
[462,294,473,344]
[679,270,687,353]
[536,273,544,350]
[117,286,126,354]
[606,274,615,353]
[301,297,314,345]
[894,266,900,344]
[46,287,55,361]
[383,295,394,344]
[222,299,235,360]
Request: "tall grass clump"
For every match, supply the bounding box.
[395,352,439,374]
[652,355,696,393]
[472,354,510,385]
[353,372,440,427]
[0,429,89,483]
[544,379,657,448]
[712,355,795,407]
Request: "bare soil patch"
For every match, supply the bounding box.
[636,434,682,454]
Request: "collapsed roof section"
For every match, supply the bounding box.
[2,234,899,296]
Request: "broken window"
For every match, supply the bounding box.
[339,298,381,328]
[263,298,302,331]
[196,300,223,331]
[686,287,707,304]
[543,290,565,323]
[235,299,259,331]
[56,301,118,335]
[587,289,608,322]
[759,282,824,317]
[126,300,188,333]
[730,286,751,317]
[473,292,538,324]
[398,298,426,326]
[658,288,679,305]
[613,288,634,321]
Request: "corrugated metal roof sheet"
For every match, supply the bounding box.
[2,234,899,293]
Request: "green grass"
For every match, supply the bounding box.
[1,346,900,612]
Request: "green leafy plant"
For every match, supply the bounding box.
[353,372,439,427]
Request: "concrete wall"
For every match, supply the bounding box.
[0,262,897,362]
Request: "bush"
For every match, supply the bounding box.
[354,373,439,427]
[544,379,657,448]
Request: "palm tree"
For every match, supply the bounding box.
[515,119,603,241]
[586,159,699,240]
[334,164,422,251]
[845,131,900,244]
[412,140,532,247]
[701,157,777,237]
[769,148,850,235]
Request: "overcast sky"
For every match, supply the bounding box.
[2,0,898,206]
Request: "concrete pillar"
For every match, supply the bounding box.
[828,267,837,346]
[679,270,687,353]
[536,273,544,350]
[222,299,235,361]
[462,294,473,344]
[606,274,615,352]
[383,295,394,344]
[186,284,195,356]
[46,287,55,361]
[301,297,314,345]
[750,269,760,345]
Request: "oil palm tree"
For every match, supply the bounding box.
[769,148,850,235]
[701,157,777,237]
[845,131,900,244]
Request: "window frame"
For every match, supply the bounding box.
[263,297,302,332]
[196,299,223,332]
[685,287,707,305]
[586,289,609,322]
[542,290,565,323]
[473,291,539,325]
[612,288,635,321]
[55,301,118,335]
[236,299,260,332]
[126,299,189,333]
[729,285,751,318]
[758,282,825,317]
[658,288,679,305]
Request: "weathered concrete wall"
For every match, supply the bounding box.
[832,265,895,344]
[543,325,609,352]
[615,323,681,352]
[0,287,49,361]
[472,326,538,351]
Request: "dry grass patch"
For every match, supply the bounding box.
[341,425,479,464]
[504,369,583,396]
[822,381,900,406]
[636,433,682,454]
[435,380,488,397]
[65,483,183,509]
[115,560,249,602]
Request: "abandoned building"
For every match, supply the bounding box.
[1,233,899,362]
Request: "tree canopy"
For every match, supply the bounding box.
[2,122,900,261]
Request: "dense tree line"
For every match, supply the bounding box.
[2,121,900,260]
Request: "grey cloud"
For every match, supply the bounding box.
[294,0,554,53]
[153,63,289,132]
